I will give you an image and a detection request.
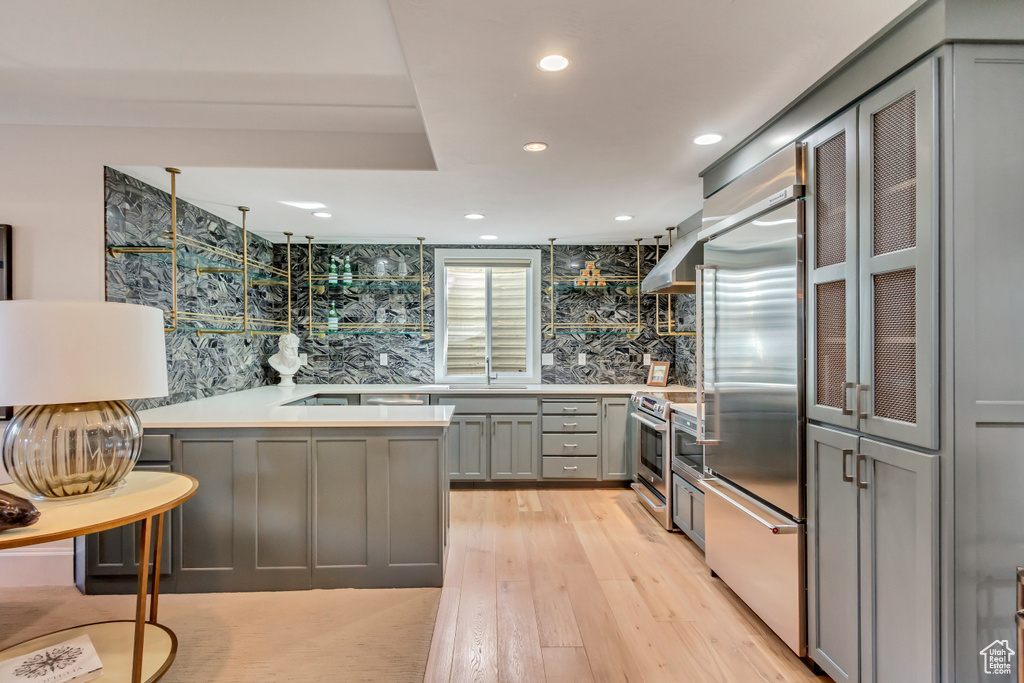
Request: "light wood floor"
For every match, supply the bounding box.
[425,487,830,683]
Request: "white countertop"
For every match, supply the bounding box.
[138,383,692,428]
[138,387,455,428]
[671,402,700,419]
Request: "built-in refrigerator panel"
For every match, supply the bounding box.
[702,201,804,520]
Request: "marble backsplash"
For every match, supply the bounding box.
[104,167,278,409]
[277,242,695,387]
[104,168,697,407]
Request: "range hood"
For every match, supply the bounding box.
[641,221,704,295]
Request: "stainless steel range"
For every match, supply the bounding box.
[630,390,694,530]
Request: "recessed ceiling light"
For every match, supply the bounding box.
[693,133,724,146]
[312,211,332,218]
[523,142,548,152]
[464,213,485,220]
[280,201,326,210]
[480,235,499,240]
[537,55,570,72]
[615,215,634,221]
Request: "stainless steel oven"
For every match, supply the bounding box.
[630,392,674,530]
[671,411,704,481]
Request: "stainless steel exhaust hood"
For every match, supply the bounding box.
[640,215,704,294]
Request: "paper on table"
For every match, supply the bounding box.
[0,634,102,683]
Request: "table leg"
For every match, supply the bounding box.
[149,512,165,624]
[132,515,153,683]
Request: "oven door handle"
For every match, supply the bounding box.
[630,413,668,432]
[630,483,666,511]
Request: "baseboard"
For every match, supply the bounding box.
[0,544,74,587]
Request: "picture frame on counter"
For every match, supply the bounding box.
[647,360,670,386]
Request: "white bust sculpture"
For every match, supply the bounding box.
[268,333,306,386]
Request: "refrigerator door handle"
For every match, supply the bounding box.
[695,264,720,445]
[703,481,798,534]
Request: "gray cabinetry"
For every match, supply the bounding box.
[807,424,938,683]
[857,59,939,450]
[541,398,599,479]
[858,436,938,683]
[490,415,539,480]
[807,425,860,682]
[601,397,630,480]
[804,57,939,450]
[671,473,705,550]
[805,110,860,431]
[448,415,488,480]
[80,425,447,594]
[77,435,174,593]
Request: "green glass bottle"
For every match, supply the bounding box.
[328,256,339,286]
[328,301,339,332]
[343,255,353,285]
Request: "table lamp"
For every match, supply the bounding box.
[0,300,168,498]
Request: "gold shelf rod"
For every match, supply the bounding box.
[547,238,556,339]
[306,236,315,338]
[166,168,179,332]
[107,246,173,258]
[418,237,428,338]
[635,238,643,337]
[284,232,293,334]
[170,232,244,265]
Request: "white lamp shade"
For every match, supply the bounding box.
[0,300,168,406]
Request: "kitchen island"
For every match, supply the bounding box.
[77,394,454,595]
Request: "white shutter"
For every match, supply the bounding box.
[490,268,527,373]
[444,267,486,376]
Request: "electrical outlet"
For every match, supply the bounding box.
[542,353,554,366]
[299,353,308,364]
[643,353,651,365]
[578,353,586,366]
[380,353,388,366]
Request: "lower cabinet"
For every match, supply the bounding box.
[80,427,448,594]
[448,415,488,480]
[807,424,938,683]
[671,473,705,550]
[601,397,630,480]
[490,415,539,480]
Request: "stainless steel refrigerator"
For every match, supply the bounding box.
[697,143,807,656]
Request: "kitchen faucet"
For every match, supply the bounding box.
[485,357,496,386]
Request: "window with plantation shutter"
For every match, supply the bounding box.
[434,250,541,384]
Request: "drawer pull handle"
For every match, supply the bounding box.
[563,443,578,448]
[563,422,578,427]
[563,407,578,412]
[563,466,578,471]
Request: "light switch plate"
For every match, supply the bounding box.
[542,353,554,366]
[380,353,388,366]
[643,353,651,365]
[578,353,587,366]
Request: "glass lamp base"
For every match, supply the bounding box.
[1,400,143,498]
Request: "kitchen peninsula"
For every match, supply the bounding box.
[79,383,684,595]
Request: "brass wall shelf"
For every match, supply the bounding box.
[105,169,293,337]
[545,238,643,338]
[304,237,430,339]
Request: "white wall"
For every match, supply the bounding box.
[0,122,434,586]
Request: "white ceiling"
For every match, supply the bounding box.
[1,0,918,244]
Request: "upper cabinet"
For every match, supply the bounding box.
[805,57,939,450]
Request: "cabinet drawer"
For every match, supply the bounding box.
[542,416,599,433]
[542,434,599,456]
[542,401,599,416]
[543,457,598,479]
